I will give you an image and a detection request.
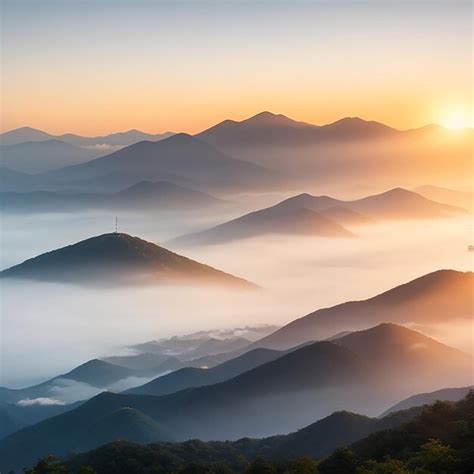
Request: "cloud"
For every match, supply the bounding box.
[47,378,104,402]
[16,397,66,406]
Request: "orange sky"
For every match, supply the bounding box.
[1,1,472,135]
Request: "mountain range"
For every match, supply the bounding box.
[0,180,225,214]
[0,323,470,470]
[415,184,473,212]
[0,139,105,173]
[253,270,473,349]
[168,188,464,246]
[0,126,174,147]
[0,232,256,287]
[0,359,140,404]
[45,133,275,193]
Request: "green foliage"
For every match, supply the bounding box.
[27,391,474,474]
[24,456,68,474]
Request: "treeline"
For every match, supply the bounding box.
[24,392,474,474]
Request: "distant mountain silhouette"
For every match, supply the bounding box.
[335,323,472,389]
[0,167,37,192]
[0,181,225,214]
[0,127,54,145]
[102,353,183,373]
[253,270,473,349]
[168,188,463,246]
[46,133,275,193]
[1,324,469,470]
[0,233,256,288]
[0,359,138,404]
[0,126,173,147]
[125,347,289,396]
[169,204,353,246]
[196,111,398,149]
[381,385,474,415]
[415,184,473,212]
[0,140,103,173]
[275,188,465,219]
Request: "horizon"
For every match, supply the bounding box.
[2,110,472,137]
[1,1,472,135]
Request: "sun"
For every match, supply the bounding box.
[438,107,471,130]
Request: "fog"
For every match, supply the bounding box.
[0,209,472,388]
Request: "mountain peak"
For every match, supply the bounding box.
[0,233,256,288]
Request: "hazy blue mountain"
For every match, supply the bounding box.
[0,324,469,470]
[0,232,257,288]
[102,353,183,372]
[0,401,80,439]
[46,133,275,193]
[0,126,173,147]
[168,203,353,247]
[253,270,473,349]
[168,188,462,247]
[125,347,288,396]
[0,181,224,213]
[381,385,474,415]
[0,139,103,173]
[0,127,55,145]
[0,359,139,404]
[0,167,38,192]
[274,188,466,219]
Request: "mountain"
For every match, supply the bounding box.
[0,359,138,404]
[101,353,182,372]
[1,325,470,470]
[112,180,224,209]
[414,185,473,212]
[381,385,474,415]
[0,139,103,173]
[86,407,172,448]
[275,188,466,219]
[0,181,224,214]
[125,347,288,396]
[46,133,274,193]
[335,324,473,391]
[57,129,174,147]
[64,408,422,473]
[196,112,398,149]
[0,401,80,439]
[0,167,37,192]
[168,202,353,247]
[196,112,473,193]
[168,188,462,246]
[253,270,473,349]
[0,232,256,288]
[0,127,54,145]
[0,126,173,147]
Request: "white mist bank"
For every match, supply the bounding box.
[0,212,472,387]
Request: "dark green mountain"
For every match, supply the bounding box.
[254,270,473,349]
[85,407,172,449]
[0,232,256,287]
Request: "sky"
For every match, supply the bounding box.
[0,0,472,135]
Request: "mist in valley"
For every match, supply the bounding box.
[1,207,471,388]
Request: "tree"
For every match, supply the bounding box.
[24,456,67,474]
[318,447,358,474]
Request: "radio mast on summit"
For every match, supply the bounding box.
[115,216,118,234]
